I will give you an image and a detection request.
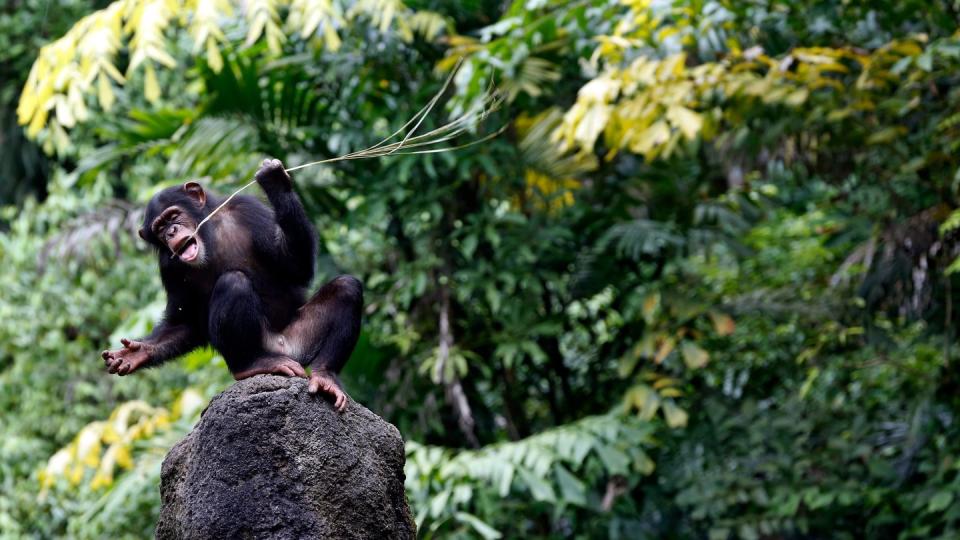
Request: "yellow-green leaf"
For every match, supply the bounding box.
[97,74,116,111]
[866,126,906,145]
[680,341,709,369]
[323,22,342,51]
[784,88,809,106]
[624,383,660,420]
[629,120,670,156]
[799,367,820,399]
[652,377,679,390]
[659,387,683,398]
[144,63,161,102]
[206,38,224,73]
[642,293,660,323]
[654,336,675,364]
[709,312,736,336]
[666,105,703,139]
[662,398,689,428]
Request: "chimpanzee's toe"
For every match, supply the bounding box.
[308,371,349,412]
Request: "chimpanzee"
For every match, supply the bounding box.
[101,159,362,411]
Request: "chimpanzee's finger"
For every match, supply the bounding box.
[308,376,320,393]
[336,393,347,412]
[120,338,130,347]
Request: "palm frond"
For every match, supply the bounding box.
[38,201,142,269]
[502,56,563,101]
[517,108,597,180]
[405,11,451,42]
[167,117,261,181]
[599,219,685,261]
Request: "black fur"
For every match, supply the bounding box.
[132,160,362,378]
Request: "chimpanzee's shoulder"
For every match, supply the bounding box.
[228,194,273,217]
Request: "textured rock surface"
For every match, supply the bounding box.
[156,375,415,540]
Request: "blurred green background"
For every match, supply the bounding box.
[3,0,960,538]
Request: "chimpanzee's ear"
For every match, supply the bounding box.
[138,228,147,241]
[183,181,206,207]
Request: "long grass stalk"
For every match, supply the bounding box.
[179,61,503,255]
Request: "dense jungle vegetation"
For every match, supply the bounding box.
[3,0,960,538]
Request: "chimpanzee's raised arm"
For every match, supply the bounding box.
[253,158,317,284]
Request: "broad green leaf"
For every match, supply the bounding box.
[929,491,954,512]
[455,512,502,540]
[517,467,556,502]
[554,465,587,506]
[594,444,630,475]
[946,257,960,275]
[429,488,451,518]
[866,126,906,145]
[498,464,514,497]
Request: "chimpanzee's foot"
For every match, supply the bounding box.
[233,355,307,380]
[308,370,348,412]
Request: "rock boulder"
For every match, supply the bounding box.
[156,375,415,539]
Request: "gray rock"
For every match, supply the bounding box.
[156,375,415,540]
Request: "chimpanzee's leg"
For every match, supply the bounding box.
[209,271,305,379]
[279,275,362,410]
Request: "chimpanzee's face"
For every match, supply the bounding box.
[139,182,209,267]
[150,206,205,264]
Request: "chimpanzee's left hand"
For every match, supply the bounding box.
[255,158,292,191]
[102,338,153,376]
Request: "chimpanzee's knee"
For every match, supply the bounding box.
[212,270,254,296]
[330,275,362,306]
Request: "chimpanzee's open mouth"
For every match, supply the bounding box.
[177,237,200,262]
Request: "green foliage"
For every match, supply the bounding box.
[0,175,231,537]
[37,388,208,538]
[406,414,655,537]
[5,1,960,538]
[0,0,98,204]
[16,0,449,147]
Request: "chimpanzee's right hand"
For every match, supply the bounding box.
[102,338,153,376]
[255,158,292,191]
